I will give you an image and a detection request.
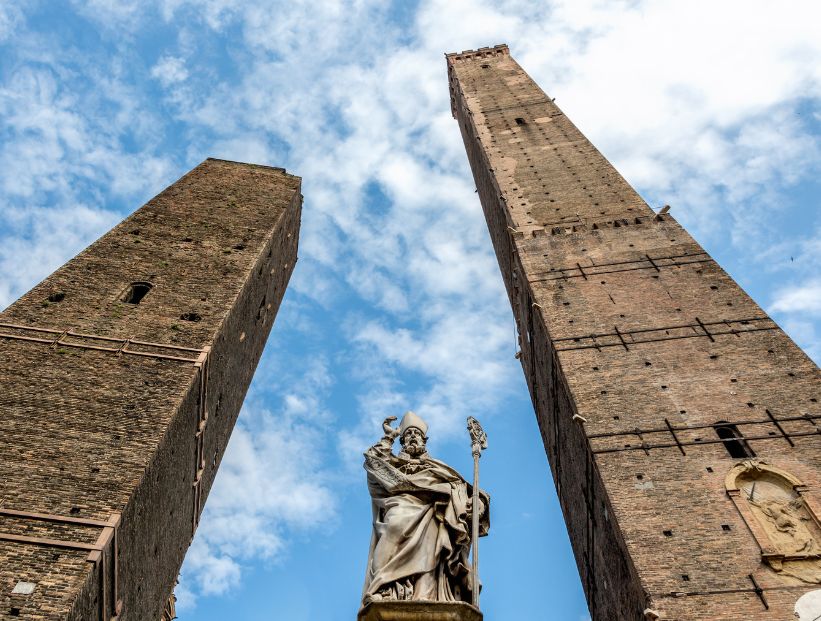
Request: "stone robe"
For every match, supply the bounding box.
[363,442,489,604]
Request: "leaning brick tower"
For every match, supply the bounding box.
[448,44,821,620]
[0,158,301,620]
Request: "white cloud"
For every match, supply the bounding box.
[769,278,821,363]
[147,0,820,504]
[159,0,243,29]
[353,304,515,442]
[501,0,821,246]
[0,1,24,42]
[779,317,820,365]
[151,55,189,87]
[178,359,336,606]
[0,26,176,306]
[771,280,821,315]
[761,228,821,362]
[0,204,119,308]
[2,0,818,613]
[69,0,146,25]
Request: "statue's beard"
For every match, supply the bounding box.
[404,440,426,458]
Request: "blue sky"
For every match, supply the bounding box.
[0,1,819,620]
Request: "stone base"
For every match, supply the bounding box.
[358,601,482,621]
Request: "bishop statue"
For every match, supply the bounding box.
[360,411,489,620]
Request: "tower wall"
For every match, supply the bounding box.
[0,158,301,620]
[448,45,821,620]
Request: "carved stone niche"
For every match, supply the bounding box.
[726,460,821,584]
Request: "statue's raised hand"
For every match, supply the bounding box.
[382,416,400,440]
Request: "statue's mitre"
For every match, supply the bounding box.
[399,411,428,436]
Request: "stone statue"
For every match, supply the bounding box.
[361,411,489,609]
[732,461,821,584]
[160,591,176,621]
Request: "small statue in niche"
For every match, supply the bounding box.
[740,470,820,558]
[731,461,821,584]
[749,496,816,556]
[361,412,489,606]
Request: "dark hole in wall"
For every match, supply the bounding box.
[120,282,153,304]
[515,117,526,125]
[714,423,755,458]
[47,292,65,303]
[257,296,267,321]
[180,312,201,322]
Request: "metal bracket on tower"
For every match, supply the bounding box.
[0,509,122,620]
[191,346,211,535]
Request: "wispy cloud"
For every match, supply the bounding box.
[0,18,177,306]
[1,0,818,614]
[771,280,821,315]
[178,357,336,605]
[0,1,24,43]
[151,55,189,87]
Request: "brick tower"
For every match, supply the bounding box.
[0,159,301,620]
[448,45,821,620]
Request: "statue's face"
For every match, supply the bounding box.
[401,427,427,457]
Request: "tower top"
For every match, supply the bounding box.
[204,157,293,176]
[445,44,509,64]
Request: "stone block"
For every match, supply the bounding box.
[358,601,483,621]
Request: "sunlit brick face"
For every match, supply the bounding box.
[448,44,821,621]
[0,158,301,621]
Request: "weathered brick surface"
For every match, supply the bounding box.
[448,45,821,620]
[0,158,301,620]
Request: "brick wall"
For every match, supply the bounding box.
[448,45,821,620]
[0,158,301,620]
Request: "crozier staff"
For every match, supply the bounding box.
[362,411,489,605]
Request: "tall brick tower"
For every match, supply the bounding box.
[448,45,821,620]
[0,158,301,620]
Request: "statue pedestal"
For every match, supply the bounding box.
[358,601,483,621]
